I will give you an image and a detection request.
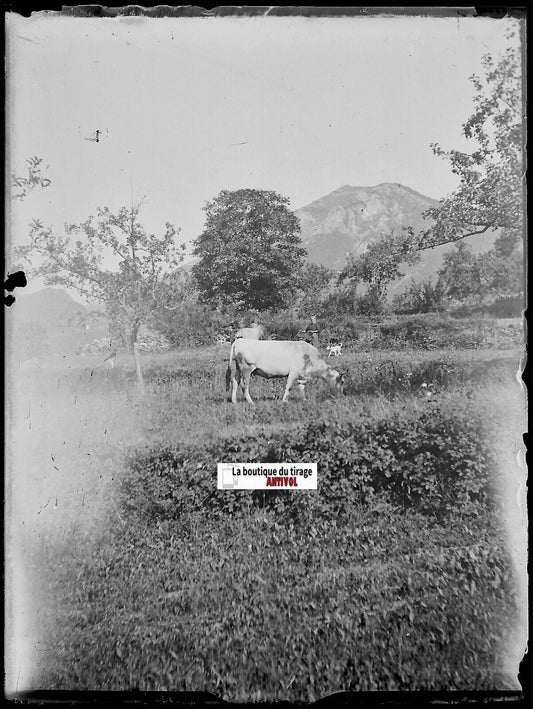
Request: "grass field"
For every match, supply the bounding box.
[6,336,527,700]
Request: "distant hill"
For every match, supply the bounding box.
[12,288,86,328]
[7,288,109,359]
[294,182,499,297]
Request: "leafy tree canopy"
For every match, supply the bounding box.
[421,27,524,248]
[296,263,335,317]
[16,201,185,383]
[436,234,523,306]
[338,27,523,309]
[192,189,306,312]
[338,230,421,301]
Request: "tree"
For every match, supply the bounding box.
[420,27,523,249]
[151,268,228,347]
[338,230,421,304]
[6,157,52,305]
[16,202,185,387]
[436,234,523,307]
[435,242,487,304]
[296,263,334,317]
[353,28,524,280]
[11,156,51,201]
[392,278,446,314]
[192,189,306,312]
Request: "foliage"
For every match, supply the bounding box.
[16,202,185,381]
[318,283,359,320]
[452,295,524,319]
[339,230,421,305]
[21,343,523,699]
[192,189,306,312]
[254,311,521,351]
[393,278,446,314]
[156,299,227,348]
[435,236,523,306]
[354,289,387,316]
[349,30,524,294]
[371,315,522,351]
[120,400,497,524]
[10,156,51,201]
[422,28,524,249]
[257,310,303,341]
[38,510,516,698]
[294,263,335,317]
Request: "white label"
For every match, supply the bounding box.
[217,463,317,490]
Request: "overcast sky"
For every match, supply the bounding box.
[6,12,519,293]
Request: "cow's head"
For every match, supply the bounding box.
[326,367,347,395]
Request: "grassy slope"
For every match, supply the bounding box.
[8,340,526,699]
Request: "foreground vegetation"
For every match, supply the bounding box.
[13,338,526,699]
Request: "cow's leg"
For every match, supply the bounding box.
[297,379,307,400]
[242,367,255,404]
[282,370,299,402]
[231,373,240,403]
[231,366,241,403]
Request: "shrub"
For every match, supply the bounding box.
[372,315,522,350]
[260,310,303,340]
[155,301,227,347]
[393,278,446,314]
[120,402,496,525]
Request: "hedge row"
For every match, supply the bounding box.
[121,402,496,524]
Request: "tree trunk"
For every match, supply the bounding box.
[128,327,144,390]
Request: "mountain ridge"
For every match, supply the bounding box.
[293,182,498,297]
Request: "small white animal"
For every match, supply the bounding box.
[326,343,342,357]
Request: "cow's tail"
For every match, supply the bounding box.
[225,340,236,393]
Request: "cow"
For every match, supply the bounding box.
[234,322,264,340]
[226,339,346,404]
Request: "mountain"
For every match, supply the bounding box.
[11,287,86,328]
[294,182,499,296]
[295,183,439,269]
[7,288,109,359]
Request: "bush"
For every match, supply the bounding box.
[393,279,446,314]
[155,301,227,347]
[120,401,496,525]
[355,291,386,316]
[259,310,304,340]
[452,295,524,319]
[372,315,522,350]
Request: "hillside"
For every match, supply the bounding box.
[7,288,109,360]
[11,287,86,327]
[295,183,438,269]
[294,182,499,295]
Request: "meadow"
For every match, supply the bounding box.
[7,325,527,701]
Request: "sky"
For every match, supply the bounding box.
[6,12,519,295]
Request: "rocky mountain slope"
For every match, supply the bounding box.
[294,182,499,296]
[295,183,439,269]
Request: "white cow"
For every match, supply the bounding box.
[226,339,346,404]
[326,343,343,357]
[234,322,264,340]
